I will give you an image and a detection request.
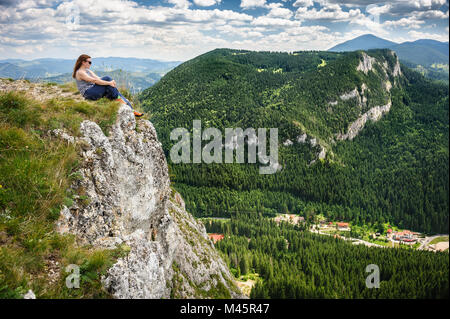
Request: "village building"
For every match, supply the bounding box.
[208,233,224,244]
[336,222,350,231]
[274,214,305,226]
[392,230,418,244]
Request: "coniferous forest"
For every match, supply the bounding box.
[205,213,449,299]
[140,49,449,234]
[139,49,449,299]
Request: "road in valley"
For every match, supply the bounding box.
[417,234,449,251]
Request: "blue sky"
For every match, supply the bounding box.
[0,0,448,61]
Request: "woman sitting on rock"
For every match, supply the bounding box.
[73,54,144,117]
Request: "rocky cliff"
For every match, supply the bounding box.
[336,50,401,141]
[53,104,243,299]
[283,50,402,162]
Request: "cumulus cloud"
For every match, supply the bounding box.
[251,16,300,26]
[295,3,366,21]
[293,0,314,8]
[408,29,449,41]
[365,0,449,16]
[193,0,221,6]
[240,0,267,9]
[411,9,449,19]
[266,3,293,18]
[383,16,426,29]
[0,0,448,60]
[167,0,191,9]
[326,0,447,7]
[366,3,392,16]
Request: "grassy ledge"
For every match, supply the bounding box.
[0,82,138,298]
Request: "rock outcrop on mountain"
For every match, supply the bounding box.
[357,52,376,75]
[336,101,392,141]
[53,104,243,299]
[287,50,403,159]
[336,50,401,141]
[283,132,327,165]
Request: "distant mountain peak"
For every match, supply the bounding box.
[328,34,398,52]
[328,34,449,67]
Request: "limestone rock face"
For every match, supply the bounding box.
[296,133,307,143]
[337,51,401,141]
[55,105,243,299]
[357,52,376,74]
[391,51,402,77]
[337,101,392,141]
[340,88,359,101]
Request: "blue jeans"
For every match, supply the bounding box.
[84,76,133,109]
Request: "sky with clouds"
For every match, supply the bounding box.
[0,0,448,61]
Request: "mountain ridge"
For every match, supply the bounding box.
[328,34,398,51]
[329,34,449,67]
[139,48,448,234]
[0,57,183,93]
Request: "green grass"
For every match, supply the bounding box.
[0,87,126,298]
[317,59,327,68]
[0,90,120,137]
[369,239,391,247]
[239,272,259,282]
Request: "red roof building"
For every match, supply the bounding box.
[392,230,417,243]
[208,233,224,244]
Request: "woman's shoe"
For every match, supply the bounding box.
[134,111,144,117]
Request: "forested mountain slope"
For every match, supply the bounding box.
[140,49,449,234]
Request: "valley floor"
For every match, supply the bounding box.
[273,213,449,252]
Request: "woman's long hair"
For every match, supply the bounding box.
[72,54,91,78]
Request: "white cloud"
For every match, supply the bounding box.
[293,0,314,8]
[212,9,254,21]
[0,0,448,61]
[366,3,392,16]
[167,0,191,9]
[251,16,300,26]
[295,4,365,21]
[408,30,449,41]
[411,9,449,19]
[370,0,449,16]
[266,3,293,19]
[193,0,221,6]
[240,0,267,9]
[383,16,426,29]
[216,24,265,37]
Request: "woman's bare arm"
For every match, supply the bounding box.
[77,70,112,86]
[89,70,117,87]
[87,70,101,80]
